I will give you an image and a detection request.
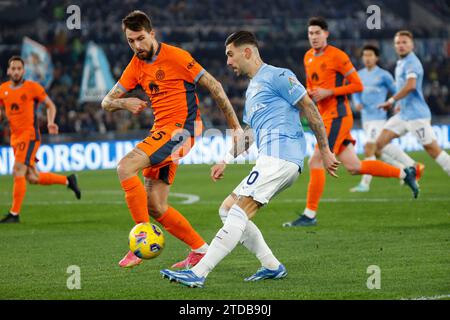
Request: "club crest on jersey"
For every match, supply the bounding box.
[20,94,27,102]
[156,69,165,81]
[135,231,147,245]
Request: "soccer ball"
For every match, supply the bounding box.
[128,222,165,259]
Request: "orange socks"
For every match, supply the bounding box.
[156,206,206,250]
[38,173,68,185]
[306,168,326,211]
[360,160,401,178]
[120,176,149,224]
[10,176,26,214]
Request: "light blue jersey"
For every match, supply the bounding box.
[353,66,396,123]
[395,52,431,120]
[244,63,307,170]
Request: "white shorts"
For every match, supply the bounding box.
[363,120,386,143]
[232,155,300,205]
[384,114,436,145]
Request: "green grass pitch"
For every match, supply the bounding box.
[0,151,449,300]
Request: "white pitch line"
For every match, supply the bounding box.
[170,193,200,204]
[401,294,450,300]
[6,197,449,206]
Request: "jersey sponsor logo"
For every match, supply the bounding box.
[155,69,165,81]
[312,72,319,82]
[149,81,160,94]
[10,103,20,112]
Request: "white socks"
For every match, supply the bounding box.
[380,152,405,169]
[382,144,415,168]
[303,208,316,219]
[435,150,450,176]
[192,243,209,254]
[192,205,248,278]
[218,207,281,271]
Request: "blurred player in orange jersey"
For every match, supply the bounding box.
[101,11,243,269]
[283,17,419,227]
[0,56,81,224]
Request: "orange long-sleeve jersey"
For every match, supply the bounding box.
[304,45,363,120]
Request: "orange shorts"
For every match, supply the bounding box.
[12,140,40,167]
[316,116,356,155]
[137,126,195,185]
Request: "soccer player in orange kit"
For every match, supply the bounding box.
[101,11,243,268]
[0,56,81,224]
[283,17,419,227]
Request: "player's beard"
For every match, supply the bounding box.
[11,75,24,86]
[136,44,155,61]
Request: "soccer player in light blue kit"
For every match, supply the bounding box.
[160,31,339,288]
[376,31,450,176]
[350,44,399,192]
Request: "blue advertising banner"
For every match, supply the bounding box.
[0,125,449,175]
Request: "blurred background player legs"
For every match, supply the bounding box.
[284,133,419,228]
[350,120,387,192]
[0,144,81,224]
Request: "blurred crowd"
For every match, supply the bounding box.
[0,0,448,143]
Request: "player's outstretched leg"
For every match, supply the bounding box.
[350,141,378,193]
[341,145,419,198]
[144,177,208,269]
[158,206,208,269]
[161,198,257,288]
[219,196,285,281]
[26,166,81,200]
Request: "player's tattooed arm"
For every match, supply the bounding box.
[197,70,241,130]
[297,94,340,177]
[101,84,147,114]
[297,95,329,151]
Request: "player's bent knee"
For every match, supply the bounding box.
[117,159,134,180]
[148,203,168,219]
[423,142,441,159]
[26,174,39,184]
[344,163,361,175]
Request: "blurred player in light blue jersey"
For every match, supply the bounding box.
[350,44,399,192]
[161,31,339,288]
[377,31,450,177]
